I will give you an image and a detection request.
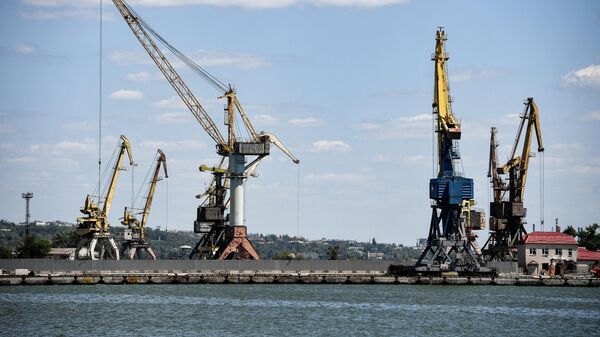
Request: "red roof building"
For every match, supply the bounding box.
[577,247,600,263]
[518,231,579,274]
[522,231,578,245]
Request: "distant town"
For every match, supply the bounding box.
[0,219,422,262]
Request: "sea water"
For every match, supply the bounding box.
[0,284,598,336]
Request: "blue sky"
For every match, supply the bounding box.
[0,0,599,246]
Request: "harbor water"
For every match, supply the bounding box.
[0,284,598,336]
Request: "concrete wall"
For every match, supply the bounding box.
[0,259,392,273]
[485,261,519,274]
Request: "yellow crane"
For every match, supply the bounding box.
[111,0,299,260]
[121,149,168,260]
[483,97,544,261]
[416,28,484,272]
[76,135,134,260]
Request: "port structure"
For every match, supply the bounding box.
[483,98,543,261]
[76,135,134,260]
[112,0,299,260]
[120,149,168,260]
[189,163,260,260]
[416,28,485,272]
[21,192,33,258]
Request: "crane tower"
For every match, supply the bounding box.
[483,98,543,261]
[416,28,484,272]
[76,135,134,260]
[112,0,299,260]
[121,149,168,260]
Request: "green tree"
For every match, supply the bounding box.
[0,246,12,258]
[562,225,577,237]
[578,223,600,251]
[16,235,51,258]
[52,229,79,248]
[327,244,340,260]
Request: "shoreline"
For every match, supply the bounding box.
[1,272,598,287]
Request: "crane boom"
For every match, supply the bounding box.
[140,149,168,228]
[483,98,544,261]
[488,127,504,202]
[112,0,228,150]
[513,97,544,201]
[432,28,461,177]
[103,135,134,218]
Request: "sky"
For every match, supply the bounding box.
[0,0,599,246]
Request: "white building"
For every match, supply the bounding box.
[517,231,578,275]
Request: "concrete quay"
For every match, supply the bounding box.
[0,259,598,286]
[1,271,599,287]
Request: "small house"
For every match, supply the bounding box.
[517,231,578,275]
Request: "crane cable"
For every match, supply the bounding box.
[540,151,545,231]
[98,0,103,204]
[123,1,228,93]
[297,163,301,237]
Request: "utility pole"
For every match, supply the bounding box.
[22,192,33,258]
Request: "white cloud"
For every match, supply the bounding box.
[402,155,428,164]
[357,113,432,140]
[108,49,267,69]
[108,50,153,66]
[126,71,152,81]
[582,110,600,121]
[151,112,190,125]
[253,114,280,126]
[287,117,324,127]
[14,44,35,54]
[20,8,114,21]
[109,89,144,101]
[22,0,406,9]
[452,67,509,83]
[152,95,186,109]
[311,0,408,6]
[62,121,95,130]
[139,139,205,151]
[355,122,382,131]
[549,143,582,151]
[309,140,350,153]
[189,50,267,69]
[306,172,370,184]
[30,139,96,156]
[396,114,431,122]
[53,140,95,153]
[5,156,38,165]
[561,64,600,88]
[372,154,392,163]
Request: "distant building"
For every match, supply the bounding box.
[415,238,427,249]
[577,247,600,267]
[367,252,384,260]
[46,248,76,260]
[517,231,578,275]
[34,221,48,226]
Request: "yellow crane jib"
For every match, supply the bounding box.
[432,28,461,141]
[483,97,544,261]
[75,135,134,260]
[120,149,167,260]
[77,135,134,235]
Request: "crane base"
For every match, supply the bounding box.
[121,241,157,260]
[190,225,260,260]
[75,233,120,260]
